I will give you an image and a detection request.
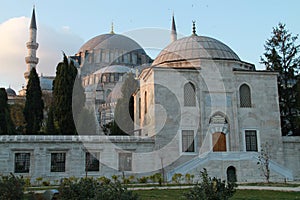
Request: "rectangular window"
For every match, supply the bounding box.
[182,130,195,152]
[15,153,30,173]
[119,153,132,171]
[86,152,100,172]
[245,130,258,151]
[51,153,66,172]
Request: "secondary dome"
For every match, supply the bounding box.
[6,87,16,96]
[153,35,240,66]
[79,33,145,54]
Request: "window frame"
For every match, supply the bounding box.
[85,152,100,172]
[50,152,66,173]
[243,129,260,152]
[239,84,252,108]
[118,152,132,171]
[14,152,31,173]
[181,130,196,154]
[184,82,196,107]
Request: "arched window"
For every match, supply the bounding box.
[184,82,196,106]
[239,84,251,107]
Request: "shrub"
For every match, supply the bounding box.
[149,173,162,185]
[0,173,25,200]
[185,173,195,184]
[172,173,183,184]
[42,181,50,186]
[184,168,237,200]
[35,177,43,186]
[137,176,148,183]
[111,174,119,183]
[97,176,111,184]
[58,177,139,200]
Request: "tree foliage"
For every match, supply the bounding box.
[261,23,300,135]
[0,173,25,200]
[9,103,25,134]
[257,142,271,183]
[45,105,57,134]
[23,68,44,134]
[53,54,84,135]
[0,88,15,134]
[111,73,138,135]
[58,177,139,200]
[184,168,237,200]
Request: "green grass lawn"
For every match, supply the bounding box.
[133,189,300,200]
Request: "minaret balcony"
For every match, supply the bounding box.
[25,56,39,64]
[26,42,39,50]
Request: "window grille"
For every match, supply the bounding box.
[239,84,251,107]
[184,82,196,106]
[182,130,195,152]
[15,153,30,173]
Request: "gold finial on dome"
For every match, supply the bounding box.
[192,20,197,36]
[110,22,115,34]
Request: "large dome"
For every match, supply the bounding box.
[153,35,240,66]
[79,33,145,54]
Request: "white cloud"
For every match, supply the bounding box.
[0,17,84,92]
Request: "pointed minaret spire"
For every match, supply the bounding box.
[30,6,37,29]
[171,14,177,42]
[192,20,197,36]
[24,6,39,86]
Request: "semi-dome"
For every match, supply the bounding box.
[153,35,240,67]
[79,33,145,54]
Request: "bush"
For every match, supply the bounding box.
[184,168,237,200]
[185,173,195,184]
[149,173,162,185]
[97,176,111,184]
[137,176,148,183]
[0,173,25,200]
[172,173,183,184]
[42,181,50,186]
[58,177,139,200]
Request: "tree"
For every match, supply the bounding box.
[45,105,57,134]
[53,54,83,135]
[184,168,237,200]
[112,73,138,135]
[9,103,25,134]
[0,174,25,200]
[23,68,44,134]
[261,23,300,135]
[0,88,15,134]
[257,142,271,183]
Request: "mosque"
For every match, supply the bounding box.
[1,8,300,183]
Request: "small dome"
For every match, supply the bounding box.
[79,33,145,54]
[153,35,240,67]
[6,87,16,96]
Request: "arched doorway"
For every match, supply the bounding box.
[227,166,237,182]
[213,132,226,152]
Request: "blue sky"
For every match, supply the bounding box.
[0,0,299,91]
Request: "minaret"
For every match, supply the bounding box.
[171,14,177,43]
[24,7,39,85]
